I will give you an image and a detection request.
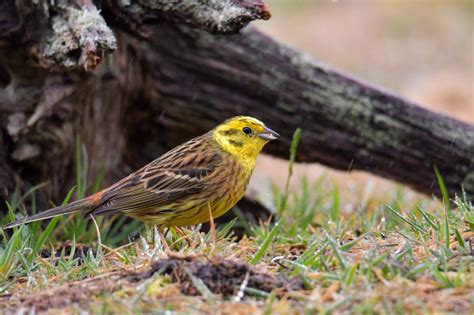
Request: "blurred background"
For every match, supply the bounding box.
[249,0,473,208]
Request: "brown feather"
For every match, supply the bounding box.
[89,133,226,219]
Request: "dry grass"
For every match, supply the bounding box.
[1,170,473,314]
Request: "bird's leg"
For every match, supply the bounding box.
[207,202,216,255]
[154,225,171,252]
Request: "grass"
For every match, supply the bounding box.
[0,135,473,314]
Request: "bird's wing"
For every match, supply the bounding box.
[91,137,223,216]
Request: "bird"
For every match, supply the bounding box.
[2,116,279,230]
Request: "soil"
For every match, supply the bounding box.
[2,254,304,313]
[129,256,304,296]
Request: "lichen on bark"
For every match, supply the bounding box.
[117,0,271,34]
[41,5,117,70]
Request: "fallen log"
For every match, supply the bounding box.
[130,24,474,201]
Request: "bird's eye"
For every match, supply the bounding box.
[242,127,252,135]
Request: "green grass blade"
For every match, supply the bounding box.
[278,128,301,216]
[434,166,451,215]
[453,229,466,252]
[0,225,25,280]
[216,217,238,239]
[416,205,438,231]
[340,232,370,251]
[62,186,77,206]
[251,220,281,265]
[324,230,347,270]
[443,211,450,249]
[33,216,60,253]
[331,185,340,225]
[75,135,89,199]
[91,165,105,194]
[343,263,357,286]
[10,183,48,212]
[385,204,428,234]
[434,167,452,248]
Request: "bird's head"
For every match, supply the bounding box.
[213,116,279,161]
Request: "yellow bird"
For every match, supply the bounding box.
[3,116,279,229]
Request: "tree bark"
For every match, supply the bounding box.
[134,24,474,201]
[0,0,472,209]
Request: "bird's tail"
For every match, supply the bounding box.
[2,192,102,230]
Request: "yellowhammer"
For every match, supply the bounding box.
[3,116,279,229]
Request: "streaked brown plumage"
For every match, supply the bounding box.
[98,133,246,226]
[3,116,279,229]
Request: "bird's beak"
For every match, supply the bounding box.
[258,126,280,141]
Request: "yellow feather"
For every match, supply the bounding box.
[2,116,279,230]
